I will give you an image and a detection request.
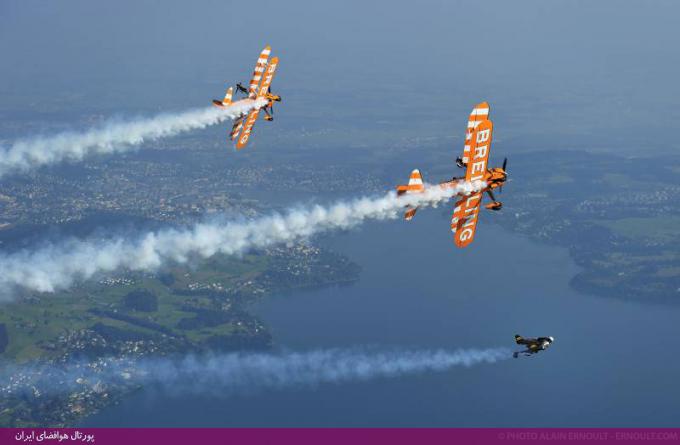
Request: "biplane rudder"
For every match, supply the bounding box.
[396,169,425,196]
[396,169,426,221]
[212,87,234,108]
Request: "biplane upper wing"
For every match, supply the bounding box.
[257,56,279,97]
[464,118,493,182]
[235,57,279,150]
[248,46,271,99]
[451,105,494,248]
[460,102,490,167]
[235,108,261,150]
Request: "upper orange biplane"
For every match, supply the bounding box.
[212,45,281,150]
[396,102,508,248]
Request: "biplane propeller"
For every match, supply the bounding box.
[262,88,281,121]
[498,158,508,194]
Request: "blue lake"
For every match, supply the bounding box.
[83,210,680,427]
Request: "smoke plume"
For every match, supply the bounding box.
[1,347,511,397]
[0,99,266,177]
[0,182,484,299]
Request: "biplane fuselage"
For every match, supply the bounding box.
[212,97,261,110]
[212,45,280,149]
[396,102,508,247]
[265,93,281,102]
[435,170,504,211]
[437,168,506,192]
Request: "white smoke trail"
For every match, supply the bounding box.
[0,181,484,298]
[1,347,511,397]
[150,347,511,394]
[0,99,267,177]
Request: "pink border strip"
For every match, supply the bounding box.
[2,428,680,445]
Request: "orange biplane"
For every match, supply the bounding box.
[396,102,508,248]
[212,45,281,150]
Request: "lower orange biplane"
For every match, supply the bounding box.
[396,102,508,248]
[212,45,281,150]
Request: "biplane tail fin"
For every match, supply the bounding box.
[223,87,234,105]
[397,169,425,196]
[515,335,525,344]
[212,87,234,107]
[397,169,425,220]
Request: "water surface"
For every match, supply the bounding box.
[83,210,680,427]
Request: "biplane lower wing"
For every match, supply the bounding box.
[235,109,261,150]
[451,191,483,248]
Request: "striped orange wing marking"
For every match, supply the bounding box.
[464,119,493,183]
[461,102,490,165]
[230,116,244,142]
[248,46,271,99]
[451,191,483,248]
[257,56,279,97]
[235,109,261,150]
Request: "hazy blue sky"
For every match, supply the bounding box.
[1,0,678,154]
[2,1,680,427]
